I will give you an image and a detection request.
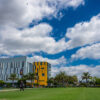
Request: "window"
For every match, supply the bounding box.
[39,80,44,82]
[42,73,44,76]
[40,62,42,65]
[11,62,13,68]
[41,67,44,69]
[34,65,36,70]
[37,68,38,72]
[36,73,38,76]
[22,61,24,67]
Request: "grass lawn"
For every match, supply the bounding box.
[0,88,100,100]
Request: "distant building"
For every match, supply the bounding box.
[33,62,51,86]
[0,57,51,85]
[0,56,33,82]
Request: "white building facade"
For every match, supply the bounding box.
[0,56,33,82]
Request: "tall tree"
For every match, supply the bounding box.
[27,73,34,88]
[47,77,54,86]
[0,80,5,87]
[55,71,68,86]
[21,74,28,87]
[68,75,78,85]
[9,73,18,87]
[82,72,91,83]
[94,77,100,85]
[22,75,28,80]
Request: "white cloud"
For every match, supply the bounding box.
[0,0,54,28]
[66,14,100,49]
[47,0,84,9]
[71,43,100,60]
[29,55,67,66]
[0,23,68,55]
[2,12,100,56]
[52,65,100,79]
[0,0,84,28]
[0,0,85,56]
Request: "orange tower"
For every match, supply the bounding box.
[33,62,51,86]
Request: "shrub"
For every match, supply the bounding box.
[0,80,5,87]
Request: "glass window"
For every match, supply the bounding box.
[42,73,44,76]
[22,61,24,67]
[40,62,42,65]
[11,62,13,68]
[41,67,44,69]
[36,73,38,76]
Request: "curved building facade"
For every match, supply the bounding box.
[0,56,33,82]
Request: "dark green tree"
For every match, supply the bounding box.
[68,75,78,85]
[0,80,5,87]
[82,72,91,86]
[47,77,54,86]
[9,73,18,87]
[95,77,100,85]
[27,73,34,88]
[55,71,68,86]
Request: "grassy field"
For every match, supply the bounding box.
[0,88,100,100]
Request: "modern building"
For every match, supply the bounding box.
[0,57,51,85]
[0,56,33,82]
[33,62,51,86]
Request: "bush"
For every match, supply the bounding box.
[17,79,26,88]
[0,80,5,87]
[79,83,88,87]
[5,83,12,88]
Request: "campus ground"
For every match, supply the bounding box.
[0,88,100,100]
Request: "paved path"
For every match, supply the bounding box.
[0,89,19,92]
[0,88,33,92]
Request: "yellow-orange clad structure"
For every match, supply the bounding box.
[33,62,51,86]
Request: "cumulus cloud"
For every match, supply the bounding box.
[0,0,54,28]
[29,55,67,66]
[52,65,100,79]
[0,0,85,56]
[0,0,84,28]
[0,23,68,55]
[1,13,100,56]
[71,43,100,60]
[66,14,100,49]
[47,0,84,9]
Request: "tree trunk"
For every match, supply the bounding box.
[31,80,33,88]
[12,79,14,87]
[86,78,88,87]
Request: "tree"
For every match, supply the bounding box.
[18,75,28,88]
[27,73,34,88]
[72,75,78,84]
[82,72,91,84]
[68,75,78,85]
[95,77,100,85]
[9,73,18,87]
[0,80,5,87]
[55,71,68,86]
[47,77,54,86]
[22,75,28,80]
[89,76,96,86]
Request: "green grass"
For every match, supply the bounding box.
[0,88,100,100]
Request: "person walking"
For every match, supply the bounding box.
[20,81,24,91]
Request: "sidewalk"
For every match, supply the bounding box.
[0,89,19,92]
[0,88,33,92]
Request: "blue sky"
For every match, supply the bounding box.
[0,0,100,78]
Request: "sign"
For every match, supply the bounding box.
[20,68,23,75]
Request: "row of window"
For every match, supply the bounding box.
[0,61,25,68]
[0,61,25,81]
[35,73,45,76]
